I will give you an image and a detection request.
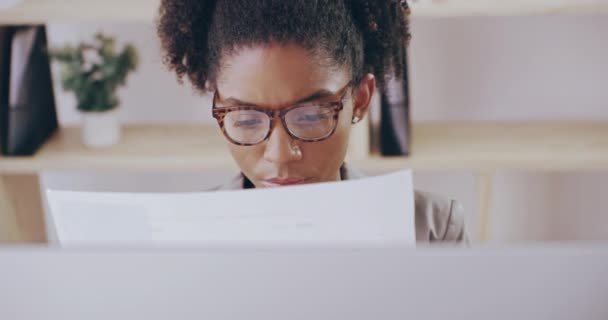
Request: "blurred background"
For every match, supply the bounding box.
[1,1,607,244]
[38,16,608,243]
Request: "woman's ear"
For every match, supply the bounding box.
[351,73,376,123]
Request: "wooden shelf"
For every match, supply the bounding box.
[409,0,608,16]
[1,122,608,174]
[0,0,160,24]
[1,0,607,25]
[0,125,238,173]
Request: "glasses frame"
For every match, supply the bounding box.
[212,82,351,146]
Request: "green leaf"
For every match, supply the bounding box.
[50,32,138,112]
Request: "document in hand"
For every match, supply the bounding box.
[46,169,415,246]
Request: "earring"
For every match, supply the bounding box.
[352,116,361,124]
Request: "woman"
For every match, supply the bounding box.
[157,0,467,244]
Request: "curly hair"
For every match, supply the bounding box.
[157,0,411,92]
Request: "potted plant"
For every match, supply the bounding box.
[51,33,138,148]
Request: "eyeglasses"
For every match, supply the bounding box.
[212,82,350,146]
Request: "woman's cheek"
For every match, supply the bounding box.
[310,126,349,165]
[228,144,260,170]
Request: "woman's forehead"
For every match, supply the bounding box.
[216,44,349,108]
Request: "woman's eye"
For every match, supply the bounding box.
[234,118,263,127]
[297,113,329,123]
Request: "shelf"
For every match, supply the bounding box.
[1,0,607,25]
[0,0,159,24]
[409,0,608,16]
[0,125,238,173]
[1,122,608,174]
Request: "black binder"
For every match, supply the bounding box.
[0,25,57,156]
[379,48,410,156]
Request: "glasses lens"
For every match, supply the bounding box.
[285,105,336,140]
[223,109,270,145]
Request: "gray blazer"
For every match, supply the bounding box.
[215,164,468,245]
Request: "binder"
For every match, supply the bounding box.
[0,25,57,156]
[379,47,410,156]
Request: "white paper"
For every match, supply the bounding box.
[46,170,415,246]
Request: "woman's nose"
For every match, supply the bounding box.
[263,122,301,164]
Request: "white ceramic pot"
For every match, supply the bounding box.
[81,109,121,148]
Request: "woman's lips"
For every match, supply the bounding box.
[261,177,309,187]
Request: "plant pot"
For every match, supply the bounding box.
[81,109,121,148]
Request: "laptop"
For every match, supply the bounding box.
[0,245,606,320]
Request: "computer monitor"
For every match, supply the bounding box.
[0,245,606,320]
